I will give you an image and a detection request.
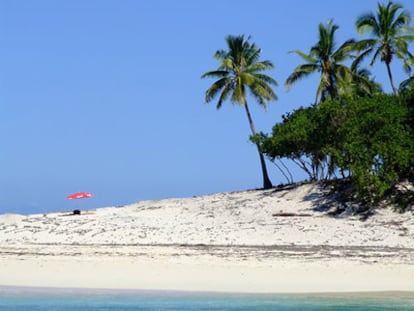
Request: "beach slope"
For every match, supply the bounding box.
[1,183,413,293]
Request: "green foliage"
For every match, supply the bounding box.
[257,94,414,206]
[201,35,278,109]
[336,95,413,202]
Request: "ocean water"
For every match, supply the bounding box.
[0,287,413,311]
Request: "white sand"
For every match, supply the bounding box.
[1,183,414,293]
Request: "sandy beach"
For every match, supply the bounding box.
[1,183,414,293]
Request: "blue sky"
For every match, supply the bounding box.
[1,0,413,214]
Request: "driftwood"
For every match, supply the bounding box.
[272,212,312,217]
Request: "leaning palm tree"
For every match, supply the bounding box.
[285,19,356,103]
[201,35,278,189]
[355,1,414,95]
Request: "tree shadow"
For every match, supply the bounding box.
[302,183,375,220]
[260,181,375,220]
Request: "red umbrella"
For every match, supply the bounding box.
[66,192,94,200]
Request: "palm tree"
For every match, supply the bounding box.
[201,35,278,189]
[285,19,356,103]
[345,66,383,97]
[355,1,414,95]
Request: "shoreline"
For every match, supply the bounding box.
[1,183,414,294]
[1,285,413,297]
[1,244,414,294]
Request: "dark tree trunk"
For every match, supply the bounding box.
[244,102,273,189]
[386,62,398,96]
[257,147,273,189]
[328,73,337,99]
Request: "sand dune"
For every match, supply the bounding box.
[1,183,414,293]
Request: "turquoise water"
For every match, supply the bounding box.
[0,288,413,310]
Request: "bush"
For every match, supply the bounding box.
[257,94,414,206]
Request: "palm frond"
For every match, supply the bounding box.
[201,70,228,79]
[316,19,338,57]
[246,45,261,65]
[285,64,319,90]
[216,84,232,109]
[350,66,381,96]
[239,72,255,86]
[204,77,231,104]
[245,61,274,74]
[335,64,353,78]
[231,81,246,105]
[214,49,227,61]
[353,39,377,53]
[251,78,278,99]
[394,38,410,53]
[289,50,317,63]
[249,79,278,109]
[351,47,374,71]
[370,48,383,66]
[249,87,267,107]
[220,58,234,71]
[401,25,414,32]
[332,38,356,61]
[402,57,412,75]
[356,13,378,35]
[399,75,414,91]
[395,34,414,42]
[391,7,410,30]
[253,73,278,87]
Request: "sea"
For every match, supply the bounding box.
[0,287,414,311]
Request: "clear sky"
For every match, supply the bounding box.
[1,0,413,214]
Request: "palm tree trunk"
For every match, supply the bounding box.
[328,72,337,99]
[244,102,273,189]
[386,62,399,95]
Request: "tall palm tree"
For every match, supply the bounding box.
[355,1,414,95]
[201,35,278,189]
[285,19,356,103]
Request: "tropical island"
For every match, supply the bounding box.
[1,1,414,294]
[202,2,414,215]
